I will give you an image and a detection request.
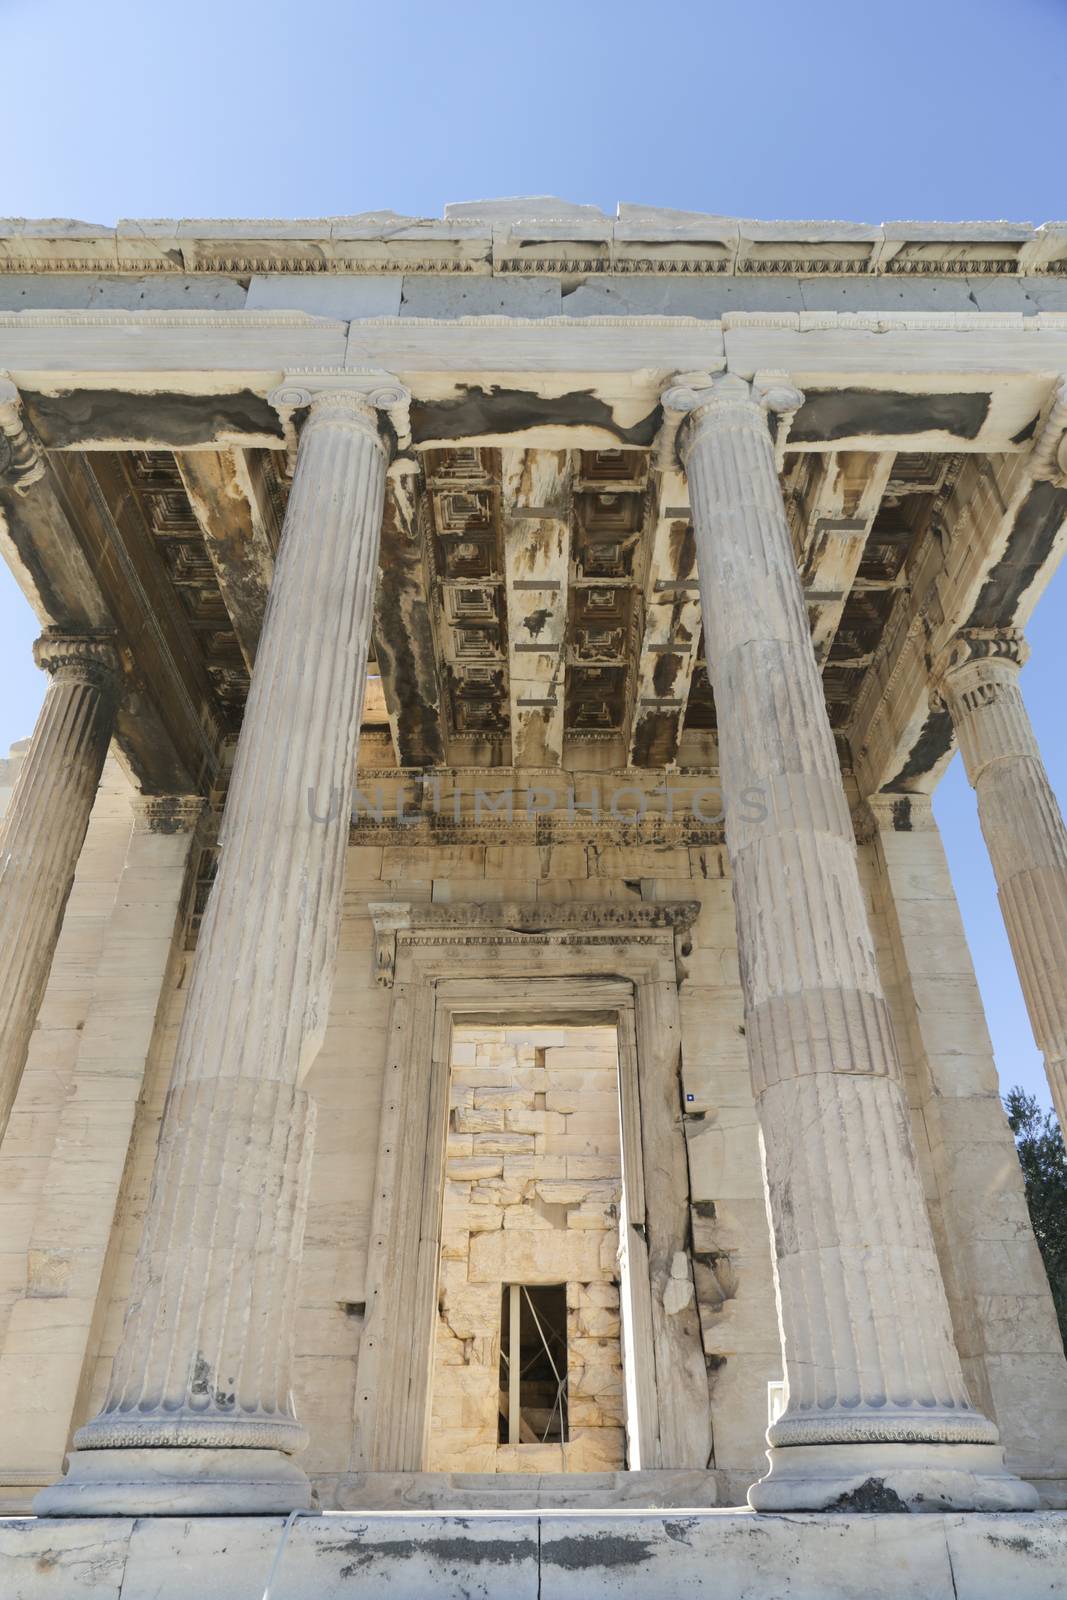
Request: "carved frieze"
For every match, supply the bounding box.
[367,899,699,988]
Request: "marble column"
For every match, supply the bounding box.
[0,793,203,1493]
[666,372,1035,1513]
[38,377,406,1515]
[0,631,121,1145]
[934,627,1067,1134]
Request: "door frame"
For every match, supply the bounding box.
[352,899,710,1474]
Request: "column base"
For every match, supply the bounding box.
[747,1441,1039,1513]
[33,1447,314,1517]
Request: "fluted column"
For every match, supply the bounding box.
[38,376,406,1516]
[0,631,121,1144]
[668,372,1034,1512]
[934,627,1067,1133]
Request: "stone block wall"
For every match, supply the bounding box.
[1,768,1063,1503]
[428,1023,627,1474]
[0,751,138,1508]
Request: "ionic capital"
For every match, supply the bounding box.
[32,630,122,697]
[661,369,804,465]
[269,368,412,452]
[0,374,45,492]
[931,626,1029,708]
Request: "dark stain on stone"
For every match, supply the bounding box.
[631,707,681,768]
[524,608,550,636]
[692,1200,717,1219]
[986,1533,1043,1556]
[652,650,684,698]
[667,519,696,580]
[22,389,285,449]
[546,1533,657,1570]
[968,480,1067,626]
[1011,413,1039,445]
[664,1520,697,1545]
[891,796,913,832]
[374,510,446,768]
[336,1536,529,1579]
[190,1352,211,1396]
[882,706,954,791]
[826,1478,909,1513]
[142,794,194,834]
[790,388,991,444]
[412,385,662,446]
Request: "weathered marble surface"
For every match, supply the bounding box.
[937,627,1067,1134]
[37,382,403,1515]
[4,1512,1067,1600]
[675,372,1031,1512]
[0,630,121,1144]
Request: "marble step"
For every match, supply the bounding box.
[5,1510,1067,1599]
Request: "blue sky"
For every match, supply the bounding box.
[1,0,1066,1108]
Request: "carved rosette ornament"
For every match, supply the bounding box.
[39,376,408,1516]
[0,632,121,1143]
[935,626,1067,1132]
[672,373,1034,1512]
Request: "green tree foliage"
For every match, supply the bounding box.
[1005,1087,1067,1349]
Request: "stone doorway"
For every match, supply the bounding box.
[353,907,710,1480]
[426,1021,630,1474]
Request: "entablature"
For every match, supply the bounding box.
[2,217,1066,803]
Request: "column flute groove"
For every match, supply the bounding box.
[38,376,408,1517]
[667,371,1035,1512]
[934,627,1067,1132]
[0,630,121,1144]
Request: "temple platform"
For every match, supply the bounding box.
[4,1510,1067,1600]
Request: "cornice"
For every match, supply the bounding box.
[1,212,1065,278]
[4,308,1066,337]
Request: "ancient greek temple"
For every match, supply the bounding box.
[2,199,1067,1597]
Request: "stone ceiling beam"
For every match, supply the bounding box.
[176,449,277,671]
[796,451,895,666]
[0,386,209,789]
[373,464,446,768]
[49,451,223,790]
[627,460,699,769]
[501,447,572,768]
[850,401,1067,794]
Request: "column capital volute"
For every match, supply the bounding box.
[32,629,122,696]
[661,369,805,464]
[930,626,1029,707]
[0,372,46,492]
[1029,375,1067,484]
[268,368,412,452]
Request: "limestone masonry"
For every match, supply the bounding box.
[2,198,1067,1596]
